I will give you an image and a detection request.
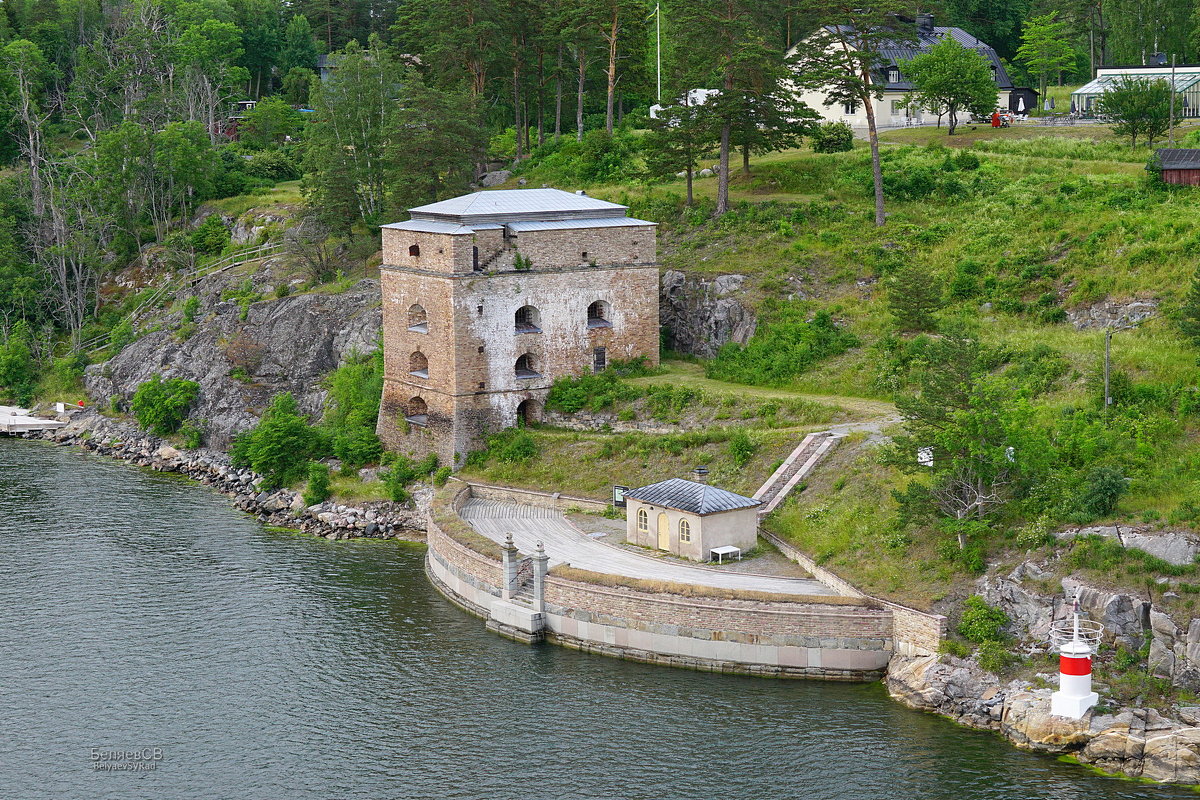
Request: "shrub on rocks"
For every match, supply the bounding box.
[131,374,200,436]
[303,462,332,506]
[958,595,1009,643]
[230,392,328,489]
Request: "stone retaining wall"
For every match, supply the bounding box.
[761,528,946,656]
[426,484,896,679]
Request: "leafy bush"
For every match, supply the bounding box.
[706,307,859,386]
[1078,466,1126,517]
[230,392,327,489]
[467,428,539,466]
[303,461,331,506]
[958,595,1008,643]
[131,374,200,435]
[321,350,383,468]
[381,453,439,502]
[976,640,1020,673]
[182,295,200,324]
[728,430,757,467]
[243,150,300,181]
[810,122,854,153]
[192,215,230,255]
[178,419,204,449]
[0,321,38,405]
[433,466,452,487]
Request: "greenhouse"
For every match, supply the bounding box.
[1071,66,1200,117]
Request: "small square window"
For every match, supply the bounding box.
[477,305,483,314]
[581,251,588,261]
[478,346,484,353]
[478,382,485,389]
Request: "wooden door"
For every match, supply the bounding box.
[657,513,670,550]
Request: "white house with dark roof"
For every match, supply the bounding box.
[624,475,760,561]
[789,13,1013,129]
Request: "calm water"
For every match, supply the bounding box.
[0,439,1191,800]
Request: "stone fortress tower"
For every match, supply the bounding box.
[376,188,660,467]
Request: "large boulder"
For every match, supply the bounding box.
[1001,691,1092,752]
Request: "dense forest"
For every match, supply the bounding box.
[2,0,1198,346]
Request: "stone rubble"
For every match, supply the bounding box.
[12,408,427,543]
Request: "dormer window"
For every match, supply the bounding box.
[888,67,899,83]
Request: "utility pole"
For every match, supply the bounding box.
[1169,54,1177,148]
[1104,328,1112,411]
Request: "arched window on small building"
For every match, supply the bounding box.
[515,353,540,379]
[679,518,692,543]
[409,351,429,378]
[587,300,612,328]
[637,508,648,533]
[409,244,420,257]
[405,396,428,426]
[514,305,541,334]
[407,304,428,332]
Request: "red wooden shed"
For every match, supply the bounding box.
[1156,149,1200,185]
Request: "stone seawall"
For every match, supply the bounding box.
[425,483,896,679]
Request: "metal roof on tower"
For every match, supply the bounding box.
[408,188,632,225]
[624,478,761,516]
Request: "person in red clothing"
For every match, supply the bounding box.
[991,111,1001,128]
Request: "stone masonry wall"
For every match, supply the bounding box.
[511,225,655,270]
[424,484,896,678]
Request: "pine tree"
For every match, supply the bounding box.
[886,265,943,333]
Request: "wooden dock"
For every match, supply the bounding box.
[0,406,68,434]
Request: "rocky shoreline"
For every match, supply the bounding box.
[887,653,1200,784]
[8,408,427,542]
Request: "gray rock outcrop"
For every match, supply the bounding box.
[1067,298,1158,330]
[85,275,381,448]
[888,654,1200,783]
[660,270,757,357]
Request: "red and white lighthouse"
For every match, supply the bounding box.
[1049,595,1103,719]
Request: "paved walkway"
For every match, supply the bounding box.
[459,498,837,597]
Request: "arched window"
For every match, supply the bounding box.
[679,518,691,543]
[407,304,428,332]
[515,353,539,379]
[405,396,428,426]
[637,508,648,532]
[409,351,429,378]
[409,244,420,257]
[514,305,541,333]
[587,300,612,328]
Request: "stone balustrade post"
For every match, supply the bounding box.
[532,541,549,613]
[501,532,518,600]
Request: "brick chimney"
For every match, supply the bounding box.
[691,466,709,484]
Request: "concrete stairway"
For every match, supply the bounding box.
[753,431,843,518]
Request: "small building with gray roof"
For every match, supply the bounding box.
[624,475,760,561]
